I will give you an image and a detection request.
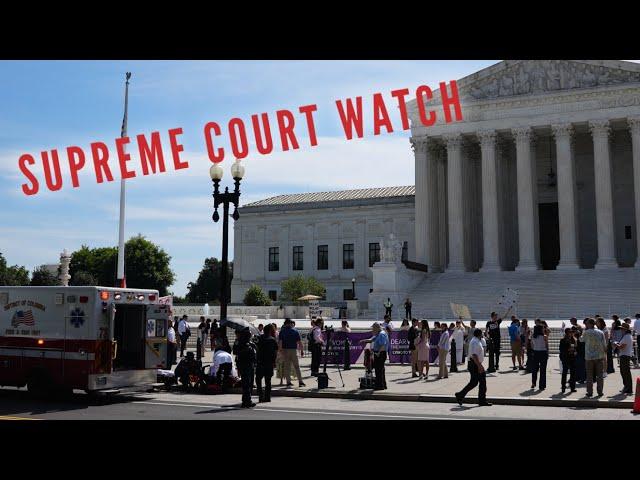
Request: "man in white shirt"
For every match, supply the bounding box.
[614,323,634,394]
[177,315,189,358]
[211,346,234,386]
[167,320,177,366]
[633,313,640,335]
[455,328,492,406]
[452,320,465,365]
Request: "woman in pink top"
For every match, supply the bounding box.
[414,328,431,379]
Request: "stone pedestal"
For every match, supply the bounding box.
[368,261,425,319]
[346,299,359,319]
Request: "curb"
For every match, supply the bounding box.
[270,388,634,409]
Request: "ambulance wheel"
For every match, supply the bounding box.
[27,370,52,398]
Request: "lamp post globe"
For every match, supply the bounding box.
[209,163,224,181]
[231,159,245,180]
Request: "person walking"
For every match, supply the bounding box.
[596,317,614,375]
[310,318,325,376]
[360,323,389,390]
[437,323,450,379]
[429,321,441,365]
[404,298,412,320]
[559,328,577,393]
[508,318,523,370]
[614,323,634,395]
[384,298,393,318]
[455,328,492,407]
[415,327,430,379]
[277,318,306,387]
[255,324,278,402]
[408,318,420,377]
[177,315,190,358]
[581,318,607,398]
[485,312,502,370]
[235,327,257,408]
[530,324,549,390]
[167,319,177,367]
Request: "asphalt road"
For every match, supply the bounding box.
[0,388,638,420]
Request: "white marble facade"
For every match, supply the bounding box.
[409,60,640,273]
[230,189,415,303]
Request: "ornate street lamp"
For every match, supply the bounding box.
[210,159,245,334]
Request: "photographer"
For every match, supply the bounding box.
[310,318,325,376]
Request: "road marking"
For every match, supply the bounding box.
[0,415,40,421]
[133,401,466,420]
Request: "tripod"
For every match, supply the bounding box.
[320,328,345,388]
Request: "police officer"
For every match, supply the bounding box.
[235,327,257,408]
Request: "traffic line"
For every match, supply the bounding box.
[133,400,466,420]
[0,415,40,421]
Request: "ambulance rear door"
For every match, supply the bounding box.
[144,304,168,369]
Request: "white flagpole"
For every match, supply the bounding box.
[116,72,131,288]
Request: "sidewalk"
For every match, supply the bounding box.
[188,348,638,409]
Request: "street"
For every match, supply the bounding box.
[0,387,638,420]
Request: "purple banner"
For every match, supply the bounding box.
[320,330,412,366]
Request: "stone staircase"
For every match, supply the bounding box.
[404,268,640,321]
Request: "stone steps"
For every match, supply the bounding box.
[405,268,640,320]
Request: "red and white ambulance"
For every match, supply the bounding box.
[0,286,170,395]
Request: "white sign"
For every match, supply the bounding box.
[309,300,321,319]
[496,288,518,319]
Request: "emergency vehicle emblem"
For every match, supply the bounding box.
[70,307,85,328]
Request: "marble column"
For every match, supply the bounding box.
[411,137,429,266]
[589,119,617,268]
[513,127,539,270]
[443,132,465,272]
[629,117,640,268]
[552,123,580,269]
[477,130,500,271]
[427,142,442,271]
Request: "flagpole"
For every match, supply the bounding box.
[116,72,131,288]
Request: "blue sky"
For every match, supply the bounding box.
[0,60,497,295]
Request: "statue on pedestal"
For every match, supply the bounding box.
[58,249,72,287]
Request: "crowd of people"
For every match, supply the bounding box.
[166,311,639,407]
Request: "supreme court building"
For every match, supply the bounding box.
[232,60,640,316]
[409,59,640,273]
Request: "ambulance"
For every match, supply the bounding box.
[0,286,170,395]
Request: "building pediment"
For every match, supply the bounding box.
[460,60,640,101]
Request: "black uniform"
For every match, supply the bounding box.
[486,319,502,369]
[255,334,278,402]
[236,334,257,407]
[404,301,412,319]
[559,336,577,391]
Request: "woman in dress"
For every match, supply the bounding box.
[414,328,430,379]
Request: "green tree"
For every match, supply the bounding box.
[279,275,325,304]
[186,258,233,304]
[69,271,98,286]
[243,284,272,306]
[68,235,175,295]
[30,265,59,286]
[123,235,175,296]
[0,252,30,286]
[171,295,188,305]
[69,245,117,286]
